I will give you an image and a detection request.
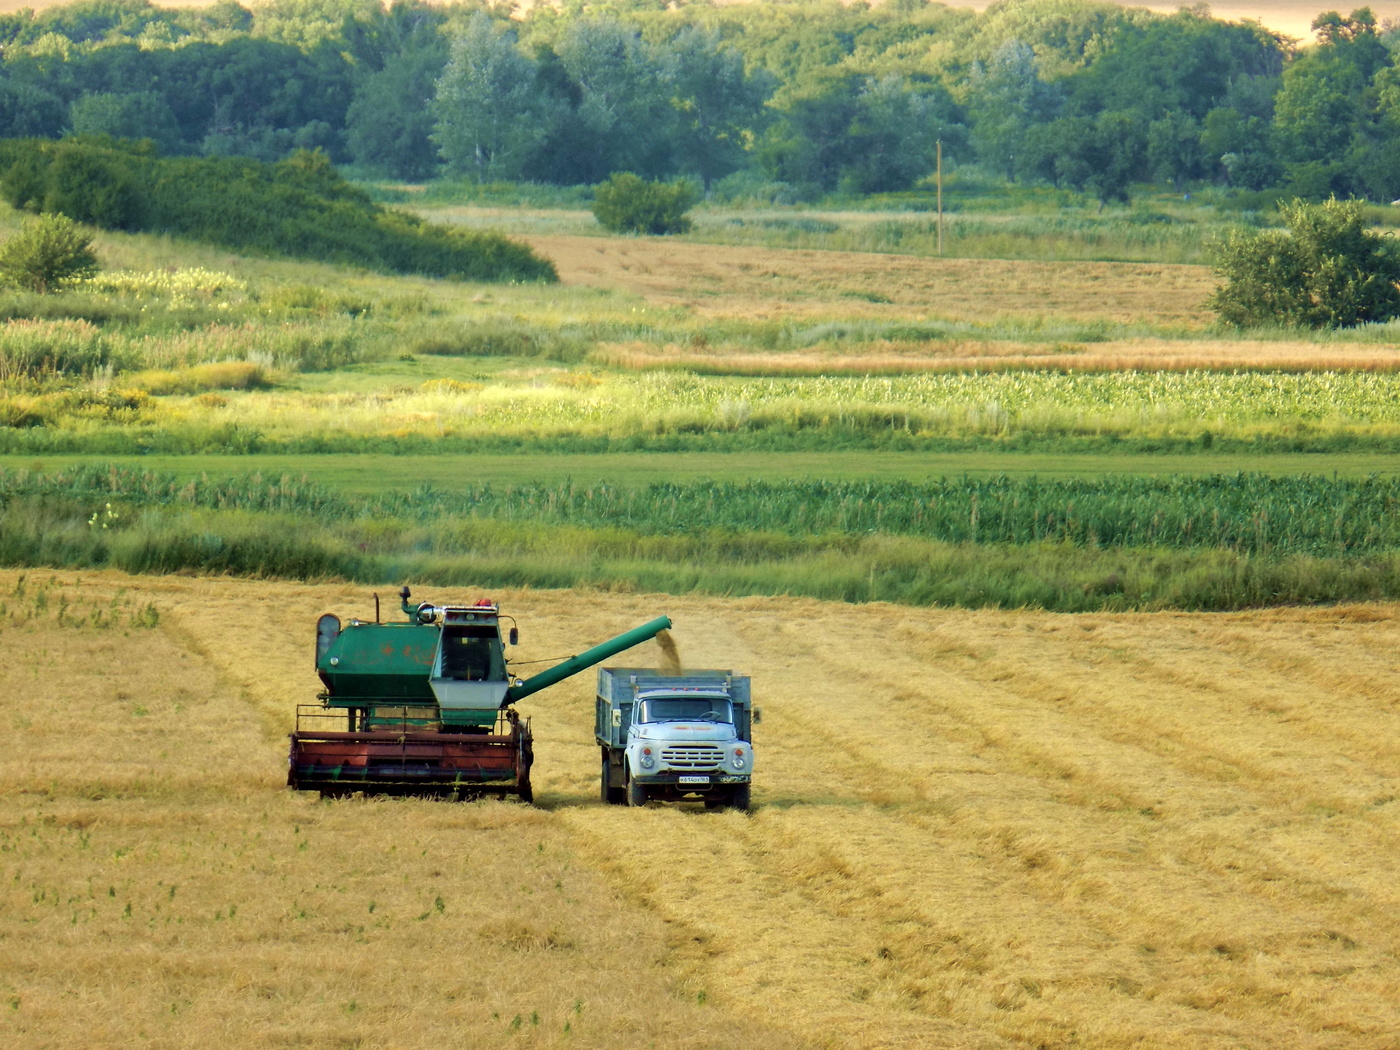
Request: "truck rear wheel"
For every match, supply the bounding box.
[601,752,625,805]
[626,773,648,807]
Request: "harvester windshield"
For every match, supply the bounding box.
[636,696,733,723]
[440,626,497,680]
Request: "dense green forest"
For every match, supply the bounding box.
[0,0,1395,203]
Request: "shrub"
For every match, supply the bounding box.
[592,173,700,235]
[1209,198,1400,328]
[126,361,269,395]
[0,213,99,294]
[0,140,557,283]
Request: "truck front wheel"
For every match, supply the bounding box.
[626,773,648,807]
[728,784,751,812]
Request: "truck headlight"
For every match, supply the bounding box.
[640,747,655,769]
[732,747,746,769]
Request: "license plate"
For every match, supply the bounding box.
[678,775,710,785]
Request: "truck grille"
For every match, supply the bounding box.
[661,744,724,769]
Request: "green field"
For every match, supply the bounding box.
[8,449,1400,490]
[5,196,1400,611]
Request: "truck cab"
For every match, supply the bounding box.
[597,668,755,811]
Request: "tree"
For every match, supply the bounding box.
[1084,111,1147,204]
[554,18,675,182]
[843,74,960,193]
[0,77,65,139]
[1147,110,1203,188]
[347,45,445,178]
[1209,197,1400,327]
[661,26,774,190]
[1272,55,1368,163]
[592,172,698,235]
[1066,11,1285,123]
[40,140,145,228]
[758,71,963,195]
[69,90,181,153]
[965,40,1058,180]
[1273,9,1390,168]
[1024,111,1146,204]
[757,73,863,194]
[340,0,443,72]
[432,12,545,180]
[1311,6,1384,46]
[0,212,99,293]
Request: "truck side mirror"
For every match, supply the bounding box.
[752,708,762,724]
[509,627,519,646]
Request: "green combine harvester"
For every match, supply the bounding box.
[289,587,671,800]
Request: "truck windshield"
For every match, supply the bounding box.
[636,697,733,723]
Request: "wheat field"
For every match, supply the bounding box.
[2,569,1398,1049]
[522,235,1216,328]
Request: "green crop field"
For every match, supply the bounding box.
[9,449,1400,490]
[7,195,1400,611]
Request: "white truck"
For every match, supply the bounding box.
[596,667,756,811]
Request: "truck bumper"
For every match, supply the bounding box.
[634,772,749,801]
[635,772,749,784]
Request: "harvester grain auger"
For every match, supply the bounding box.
[288,587,671,801]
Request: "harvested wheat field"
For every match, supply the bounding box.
[3,569,1398,1049]
[522,235,1216,328]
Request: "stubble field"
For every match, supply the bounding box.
[3,568,1398,1049]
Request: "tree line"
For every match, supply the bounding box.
[2,0,1398,201]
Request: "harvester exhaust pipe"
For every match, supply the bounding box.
[506,616,673,704]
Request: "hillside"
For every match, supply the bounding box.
[4,569,1397,1048]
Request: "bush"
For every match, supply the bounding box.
[0,213,99,294]
[592,173,700,235]
[1210,197,1400,328]
[0,140,557,283]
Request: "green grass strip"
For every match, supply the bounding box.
[3,464,1400,611]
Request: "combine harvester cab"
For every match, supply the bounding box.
[289,587,670,801]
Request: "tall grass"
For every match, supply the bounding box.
[694,210,1224,263]
[4,464,1400,610]
[9,369,1400,455]
[0,319,110,382]
[9,464,1400,556]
